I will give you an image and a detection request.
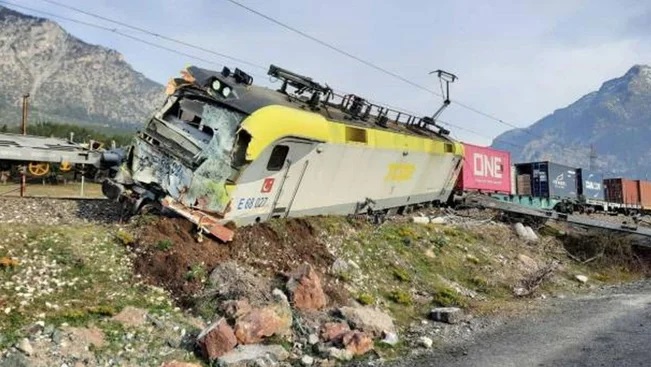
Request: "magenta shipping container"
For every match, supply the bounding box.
[457,143,511,194]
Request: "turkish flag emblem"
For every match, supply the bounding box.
[261,178,275,193]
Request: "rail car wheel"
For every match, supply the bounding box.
[28,162,50,177]
[59,161,72,172]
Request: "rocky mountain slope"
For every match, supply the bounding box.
[0,5,164,130]
[492,65,651,178]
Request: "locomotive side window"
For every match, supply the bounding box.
[267,145,289,171]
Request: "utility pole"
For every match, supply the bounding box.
[20,93,29,197]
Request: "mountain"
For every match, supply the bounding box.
[492,65,651,179]
[0,5,164,130]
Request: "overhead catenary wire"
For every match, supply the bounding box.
[36,0,267,71]
[2,0,595,165]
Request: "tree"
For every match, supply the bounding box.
[0,125,7,133]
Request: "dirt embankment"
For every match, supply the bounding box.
[130,216,342,308]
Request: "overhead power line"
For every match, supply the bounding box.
[222,0,525,129]
[1,0,593,164]
[222,0,600,161]
[0,1,226,69]
[37,0,266,71]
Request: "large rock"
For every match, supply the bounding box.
[287,264,327,311]
[234,305,292,344]
[339,306,395,337]
[221,299,253,320]
[575,275,589,284]
[430,307,463,324]
[514,223,538,242]
[342,331,373,356]
[217,344,289,367]
[209,262,274,307]
[327,347,353,361]
[197,318,238,360]
[320,322,350,342]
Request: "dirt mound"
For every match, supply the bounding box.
[130,216,343,309]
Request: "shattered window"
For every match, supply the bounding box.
[184,103,246,212]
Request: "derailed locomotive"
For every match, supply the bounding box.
[103,65,464,241]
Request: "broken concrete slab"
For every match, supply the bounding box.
[430,307,463,324]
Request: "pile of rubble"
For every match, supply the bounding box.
[190,263,396,366]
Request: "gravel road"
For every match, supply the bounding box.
[385,281,651,367]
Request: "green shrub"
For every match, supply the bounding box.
[432,287,468,308]
[393,267,411,282]
[156,239,173,251]
[357,293,376,305]
[115,230,135,246]
[389,290,413,305]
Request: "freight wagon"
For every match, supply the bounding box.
[455,143,510,194]
[454,145,651,216]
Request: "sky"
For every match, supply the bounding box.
[8,0,651,146]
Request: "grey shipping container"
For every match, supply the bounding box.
[577,169,604,201]
[515,161,578,199]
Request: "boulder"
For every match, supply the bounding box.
[430,307,463,324]
[339,306,396,337]
[319,322,350,342]
[234,305,292,344]
[575,275,589,284]
[342,330,373,356]
[287,264,327,311]
[308,333,319,345]
[16,338,33,356]
[301,355,315,366]
[220,299,253,320]
[380,331,399,346]
[217,344,289,367]
[327,347,353,361]
[514,223,538,242]
[196,318,238,360]
[418,336,433,348]
[525,226,539,242]
[412,216,430,224]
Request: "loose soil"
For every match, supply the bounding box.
[131,216,343,308]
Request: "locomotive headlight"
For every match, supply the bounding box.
[211,80,222,91]
[222,86,232,98]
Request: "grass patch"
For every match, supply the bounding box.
[116,230,135,246]
[357,293,375,306]
[156,239,174,251]
[432,286,468,308]
[0,223,175,349]
[388,290,413,305]
[185,263,208,282]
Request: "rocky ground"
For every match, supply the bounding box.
[1,198,650,367]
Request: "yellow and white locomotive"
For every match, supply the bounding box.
[103,65,464,240]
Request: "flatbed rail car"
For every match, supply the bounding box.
[103,64,465,241]
[0,132,122,177]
